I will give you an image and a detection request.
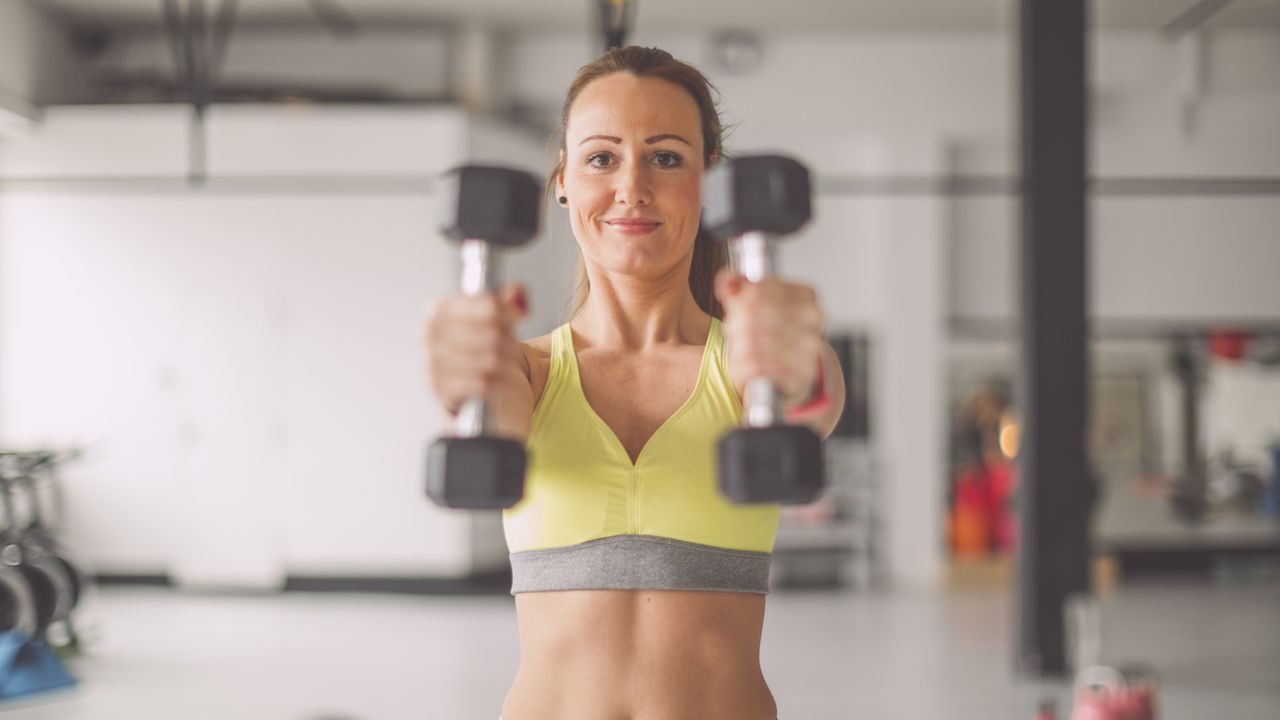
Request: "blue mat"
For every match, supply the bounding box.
[0,629,77,700]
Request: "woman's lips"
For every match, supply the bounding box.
[604,219,662,236]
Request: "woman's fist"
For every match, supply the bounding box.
[424,283,529,416]
[714,269,824,408]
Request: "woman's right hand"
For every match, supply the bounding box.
[424,283,531,424]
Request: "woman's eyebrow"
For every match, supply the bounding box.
[576,134,692,146]
[578,134,621,146]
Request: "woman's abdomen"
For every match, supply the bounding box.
[502,590,776,720]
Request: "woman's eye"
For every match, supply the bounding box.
[653,151,683,168]
[587,153,613,168]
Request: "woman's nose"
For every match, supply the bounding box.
[614,161,652,206]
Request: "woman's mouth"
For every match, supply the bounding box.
[604,218,662,236]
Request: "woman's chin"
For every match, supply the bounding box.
[597,254,685,282]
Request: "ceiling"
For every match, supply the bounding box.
[30,0,1280,33]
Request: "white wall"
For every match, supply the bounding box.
[950,45,1280,324]
[776,141,949,586]
[950,194,1280,323]
[0,105,569,585]
[0,104,190,176]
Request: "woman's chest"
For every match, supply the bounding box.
[576,349,704,463]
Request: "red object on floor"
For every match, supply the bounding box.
[951,467,992,555]
[1070,687,1156,720]
[988,460,1016,552]
[1071,667,1158,720]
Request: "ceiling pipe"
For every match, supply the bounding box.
[1161,0,1236,40]
[1175,30,1207,138]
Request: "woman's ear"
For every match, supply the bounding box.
[706,151,720,169]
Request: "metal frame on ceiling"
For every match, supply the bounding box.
[160,0,239,183]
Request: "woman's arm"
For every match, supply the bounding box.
[789,341,846,439]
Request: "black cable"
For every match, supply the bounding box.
[160,0,189,100]
[209,0,239,83]
[308,0,361,37]
[174,0,209,184]
[188,0,208,109]
[598,0,634,51]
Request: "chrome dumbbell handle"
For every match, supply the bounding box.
[730,231,783,429]
[454,238,498,439]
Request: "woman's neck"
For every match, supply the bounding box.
[574,266,708,352]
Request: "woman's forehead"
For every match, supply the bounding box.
[566,74,701,143]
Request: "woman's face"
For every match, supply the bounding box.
[559,73,708,284]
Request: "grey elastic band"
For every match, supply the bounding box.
[509,534,772,595]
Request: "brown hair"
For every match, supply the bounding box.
[547,46,728,320]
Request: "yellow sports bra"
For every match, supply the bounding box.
[502,318,780,594]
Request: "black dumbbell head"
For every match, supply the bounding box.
[0,567,37,635]
[439,165,541,248]
[702,155,812,238]
[426,436,527,510]
[718,425,825,505]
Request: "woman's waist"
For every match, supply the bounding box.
[513,639,766,682]
[515,588,765,660]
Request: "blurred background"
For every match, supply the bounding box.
[0,0,1277,718]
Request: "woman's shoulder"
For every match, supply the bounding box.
[520,332,555,405]
[522,333,554,361]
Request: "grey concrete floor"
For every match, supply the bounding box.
[2,580,1277,719]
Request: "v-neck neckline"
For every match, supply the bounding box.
[563,319,717,468]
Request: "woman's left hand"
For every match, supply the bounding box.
[714,269,825,408]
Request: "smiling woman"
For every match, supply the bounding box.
[425,45,843,720]
[558,75,708,302]
[545,47,731,321]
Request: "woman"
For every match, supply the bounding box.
[426,46,845,720]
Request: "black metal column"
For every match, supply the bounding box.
[1016,0,1093,677]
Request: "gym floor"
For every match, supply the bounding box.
[2,581,1276,720]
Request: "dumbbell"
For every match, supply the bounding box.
[702,155,826,505]
[425,165,541,510]
[0,469,75,641]
[0,562,37,641]
[11,452,89,647]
